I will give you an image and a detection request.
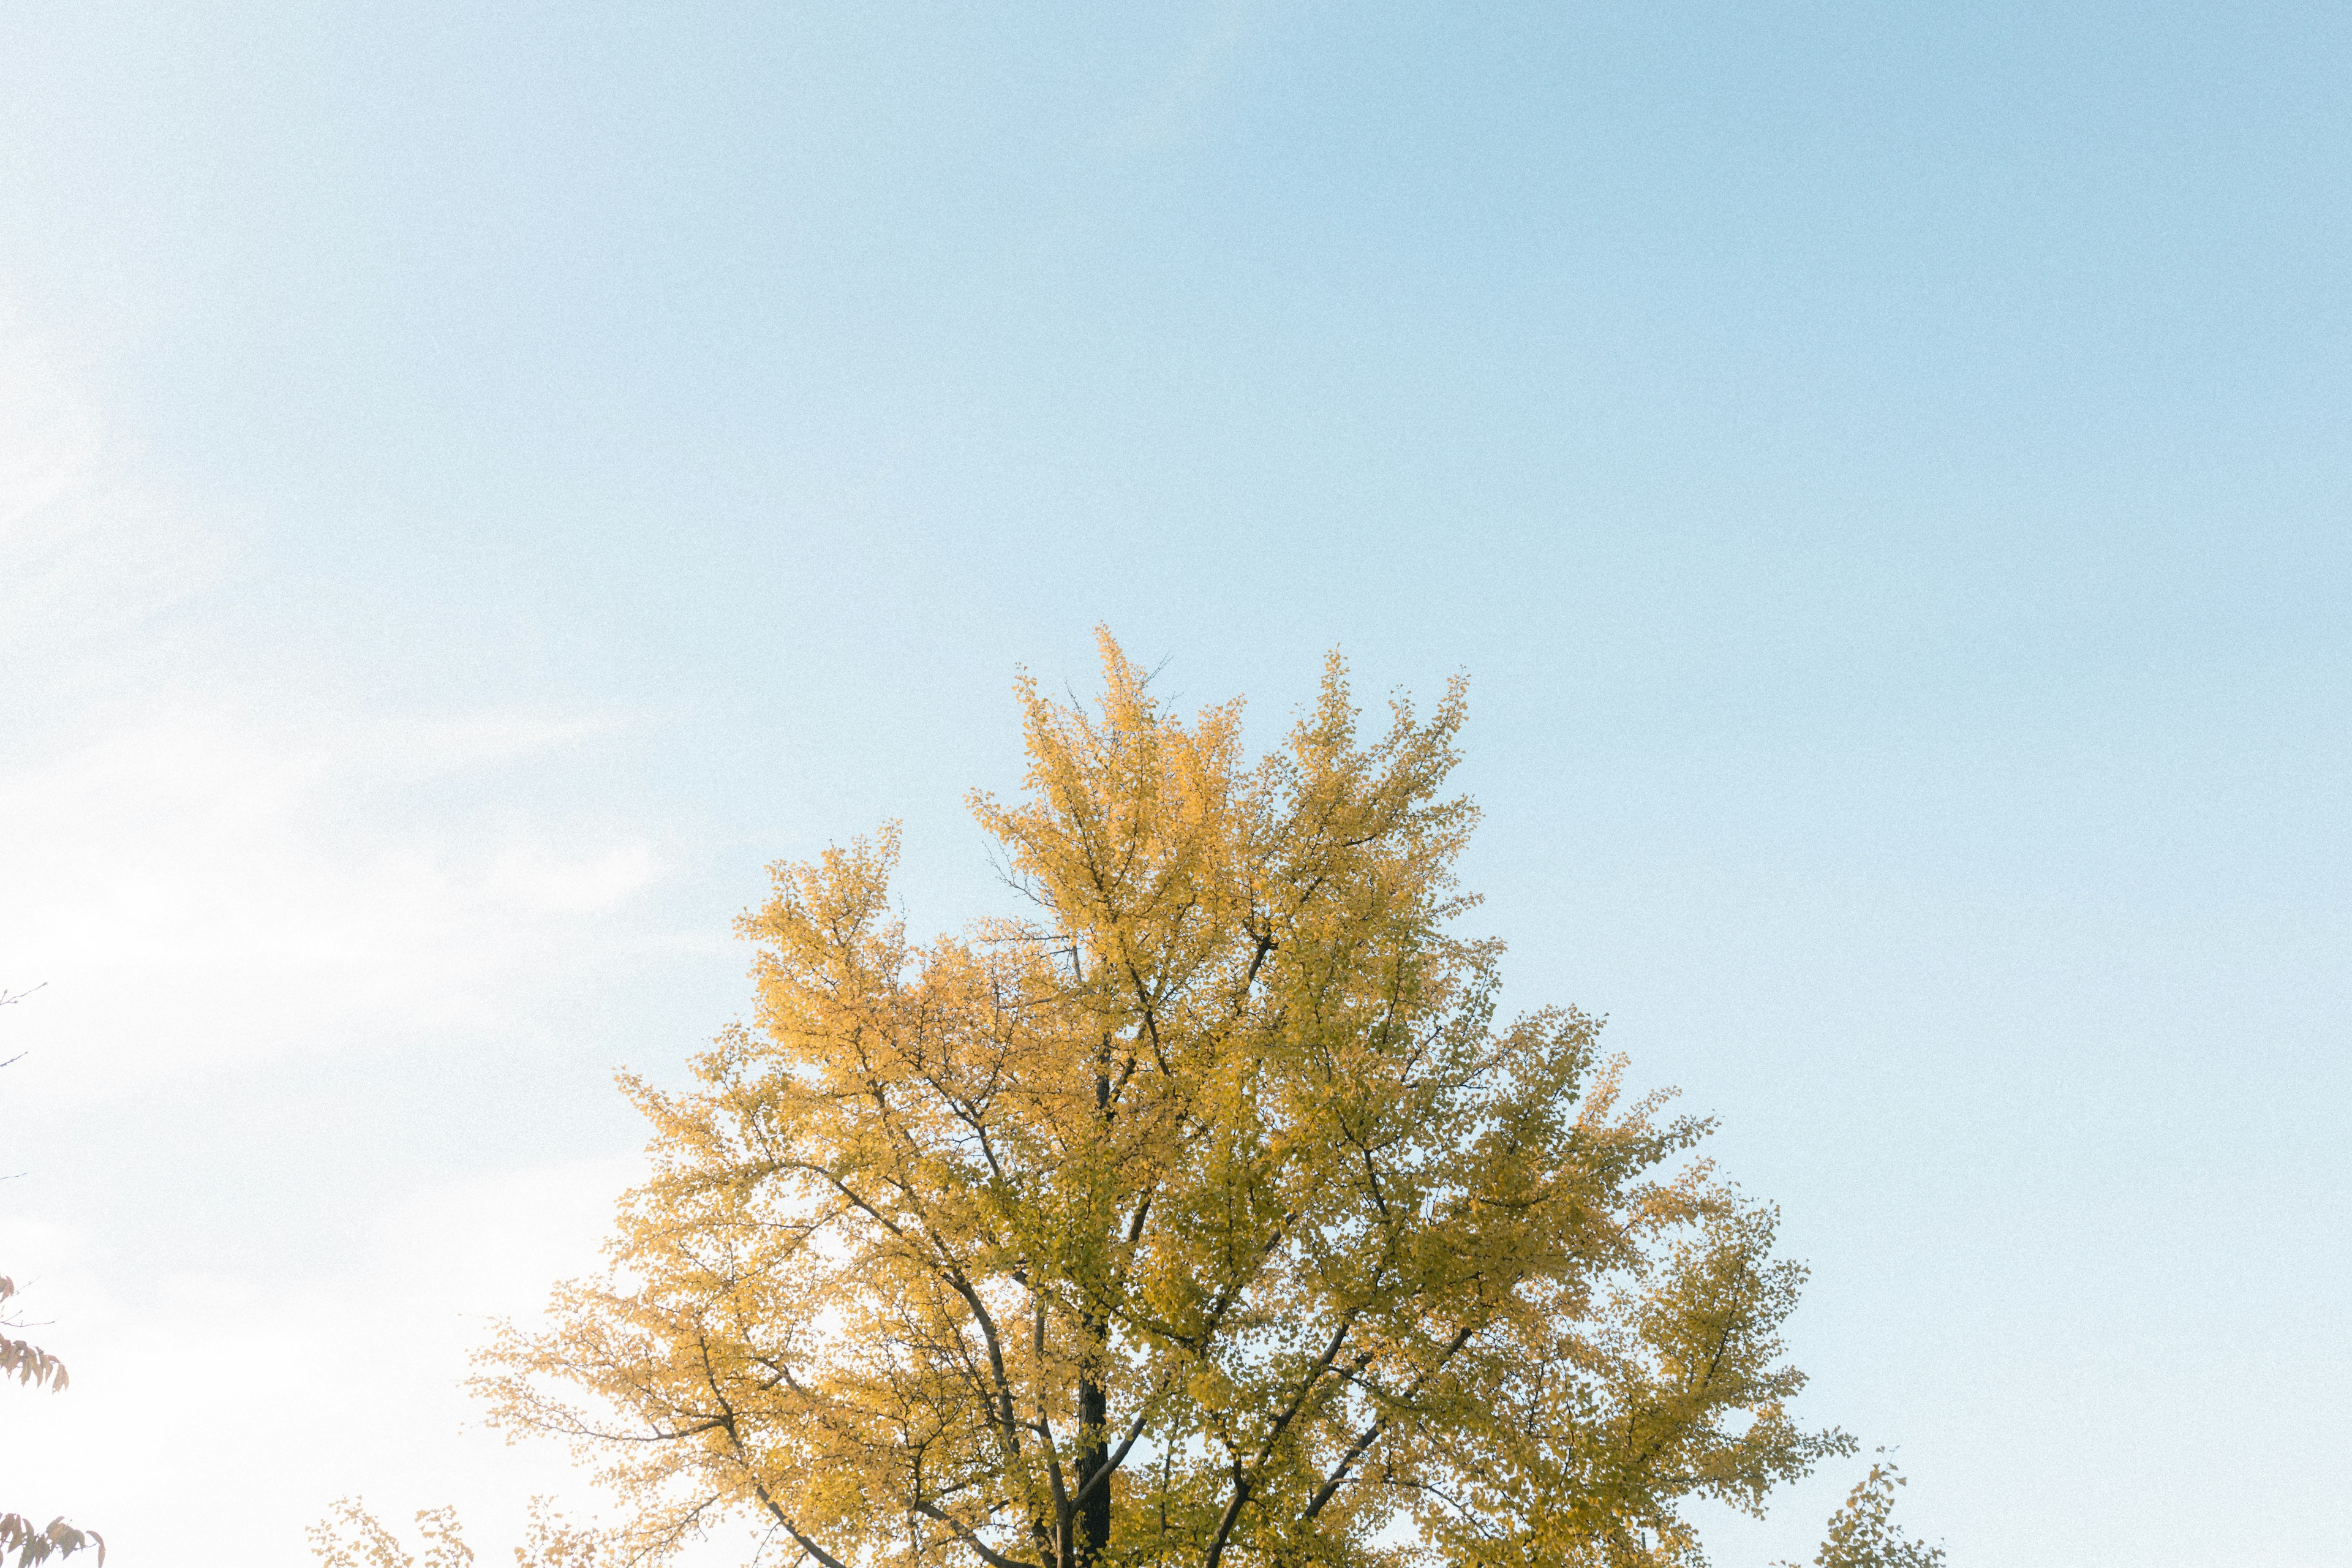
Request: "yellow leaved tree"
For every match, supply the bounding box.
[478,634,1855,1568]
[307,1498,608,1568]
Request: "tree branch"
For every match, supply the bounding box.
[911,1501,1042,1568]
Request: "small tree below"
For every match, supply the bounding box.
[2,984,101,1568]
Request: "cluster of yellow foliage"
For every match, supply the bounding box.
[1778,1456,1945,1568]
[307,1498,608,1568]
[477,635,1849,1568]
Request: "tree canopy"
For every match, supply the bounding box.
[480,634,1849,1568]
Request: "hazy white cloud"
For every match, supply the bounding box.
[0,309,673,1100]
[0,308,224,685]
[0,303,734,1563]
[0,1158,737,1565]
[1,704,669,1096]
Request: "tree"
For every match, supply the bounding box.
[480,634,1851,1568]
[1,989,104,1567]
[0,1275,105,1567]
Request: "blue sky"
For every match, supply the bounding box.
[1,3,2346,1562]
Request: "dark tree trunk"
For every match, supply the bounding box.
[1073,1035,1115,1568]
[1074,1363,1110,1568]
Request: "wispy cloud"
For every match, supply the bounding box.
[1103,0,1272,156]
[0,295,710,1561]
[0,308,224,688]
[1,706,668,1095]
[0,311,672,1099]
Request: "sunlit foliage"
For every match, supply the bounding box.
[478,633,1850,1568]
[0,1278,70,1394]
[308,1497,610,1568]
[1778,1455,1945,1568]
[0,1511,102,1568]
